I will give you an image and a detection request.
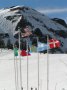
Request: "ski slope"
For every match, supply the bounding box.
[0,49,67,90]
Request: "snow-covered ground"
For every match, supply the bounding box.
[0,49,67,90]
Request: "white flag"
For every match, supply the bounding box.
[37,42,49,51]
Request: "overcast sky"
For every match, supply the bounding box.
[0,0,67,22]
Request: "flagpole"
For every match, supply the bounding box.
[18,28,22,90]
[13,44,17,90]
[26,38,29,90]
[37,37,39,90]
[13,44,18,90]
[47,35,49,90]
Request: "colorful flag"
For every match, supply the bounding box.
[14,47,18,56]
[37,39,60,52]
[20,50,31,56]
[49,39,60,49]
[21,26,32,37]
[31,45,37,52]
[37,42,49,52]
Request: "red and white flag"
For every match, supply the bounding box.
[21,26,32,37]
[48,39,60,49]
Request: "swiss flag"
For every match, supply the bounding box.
[48,39,60,49]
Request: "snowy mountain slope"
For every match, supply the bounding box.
[0,6,67,52]
[0,50,67,90]
[52,18,67,27]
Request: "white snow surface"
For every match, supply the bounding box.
[0,49,67,90]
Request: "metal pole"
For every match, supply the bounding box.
[26,39,29,90]
[16,56,19,90]
[13,44,17,90]
[55,83,57,90]
[47,35,49,90]
[37,37,39,90]
[19,29,22,90]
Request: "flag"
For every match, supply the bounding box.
[20,50,31,56]
[14,47,18,56]
[31,45,37,52]
[37,39,60,52]
[21,26,32,37]
[37,42,49,52]
[48,39,60,49]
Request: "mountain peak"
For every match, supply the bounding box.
[0,6,67,53]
